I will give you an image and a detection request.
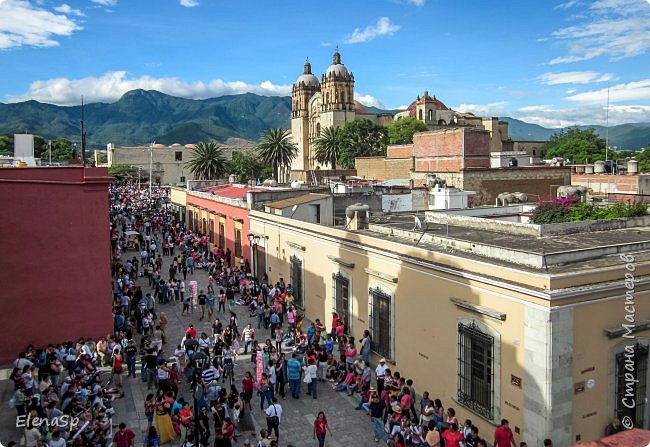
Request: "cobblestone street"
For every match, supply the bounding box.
[0,248,379,447]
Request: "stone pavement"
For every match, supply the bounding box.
[0,248,379,447]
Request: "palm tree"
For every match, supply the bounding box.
[257,128,298,181]
[314,126,346,168]
[185,141,226,180]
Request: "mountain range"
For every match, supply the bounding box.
[0,89,648,150]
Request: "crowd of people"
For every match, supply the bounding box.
[6,183,572,447]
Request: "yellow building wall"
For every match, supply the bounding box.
[571,291,650,442]
[252,212,537,441]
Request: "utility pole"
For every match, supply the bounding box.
[48,140,52,165]
[80,96,87,166]
[149,141,154,196]
[605,87,610,169]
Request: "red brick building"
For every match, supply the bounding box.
[0,167,114,363]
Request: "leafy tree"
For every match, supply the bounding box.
[185,141,226,180]
[225,150,273,183]
[108,164,147,181]
[314,126,346,168]
[543,127,606,164]
[338,118,388,169]
[0,135,12,156]
[257,128,298,181]
[47,138,74,162]
[385,117,428,144]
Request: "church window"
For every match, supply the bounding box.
[428,110,433,121]
[419,110,423,121]
[341,91,345,103]
[326,93,330,104]
[316,123,321,136]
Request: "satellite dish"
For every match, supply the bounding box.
[413,216,422,231]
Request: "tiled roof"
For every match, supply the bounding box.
[207,185,251,199]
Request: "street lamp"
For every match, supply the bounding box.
[247,233,261,278]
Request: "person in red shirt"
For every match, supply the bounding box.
[313,411,332,447]
[441,422,465,447]
[113,423,135,447]
[242,371,254,413]
[493,419,516,447]
[185,324,197,339]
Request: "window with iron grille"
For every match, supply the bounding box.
[188,210,193,230]
[369,286,391,359]
[615,343,648,428]
[193,212,198,233]
[209,219,215,244]
[219,222,225,249]
[290,255,303,308]
[332,273,350,334]
[234,229,242,258]
[457,321,494,421]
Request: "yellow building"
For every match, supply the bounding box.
[249,206,650,445]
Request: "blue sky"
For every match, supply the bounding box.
[1,0,649,127]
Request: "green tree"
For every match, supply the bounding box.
[225,150,273,183]
[185,141,226,180]
[314,126,346,168]
[48,138,74,162]
[338,118,388,169]
[108,164,147,181]
[0,135,12,156]
[385,117,427,144]
[257,128,298,181]
[543,127,606,164]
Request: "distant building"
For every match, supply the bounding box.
[356,127,570,206]
[0,167,114,363]
[108,141,255,186]
[290,50,392,173]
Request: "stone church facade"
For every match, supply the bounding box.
[290,50,389,173]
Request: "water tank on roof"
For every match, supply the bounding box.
[594,160,606,173]
[628,159,638,174]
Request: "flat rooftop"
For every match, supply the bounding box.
[357,211,650,272]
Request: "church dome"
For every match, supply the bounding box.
[295,60,320,87]
[325,50,349,77]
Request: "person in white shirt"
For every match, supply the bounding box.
[375,358,389,394]
[264,398,283,441]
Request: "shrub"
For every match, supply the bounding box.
[530,196,648,224]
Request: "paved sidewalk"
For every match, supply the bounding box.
[0,248,379,447]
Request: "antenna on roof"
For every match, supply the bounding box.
[414,215,429,246]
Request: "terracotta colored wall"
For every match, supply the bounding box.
[186,195,251,264]
[387,145,414,158]
[0,167,113,364]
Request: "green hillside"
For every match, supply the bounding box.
[0,90,648,150]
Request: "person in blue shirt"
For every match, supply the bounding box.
[206,293,215,318]
[325,335,334,355]
[286,353,302,399]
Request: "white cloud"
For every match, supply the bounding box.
[53,3,84,16]
[564,79,650,103]
[407,0,426,6]
[566,88,577,94]
[453,102,509,116]
[0,0,81,49]
[179,0,199,7]
[355,93,384,109]
[91,0,117,6]
[7,71,292,105]
[549,0,650,63]
[343,17,399,44]
[538,71,613,85]
[514,103,650,128]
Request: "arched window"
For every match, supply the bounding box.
[316,123,321,136]
[418,110,423,121]
[326,93,330,104]
[341,91,345,103]
[438,119,446,125]
[428,110,433,121]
